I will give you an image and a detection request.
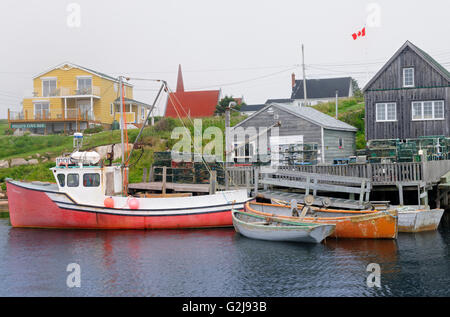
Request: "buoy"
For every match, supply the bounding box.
[104,197,114,208]
[128,198,139,210]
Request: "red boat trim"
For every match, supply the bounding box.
[57,206,244,217]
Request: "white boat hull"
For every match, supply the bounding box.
[232,213,335,244]
[398,208,444,233]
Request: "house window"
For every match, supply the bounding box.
[77,77,92,95]
[412,101,444,120]
[403,68,414,87]
[338,137,343,149]
[376,103,396,122]
[34,102,50,119]
[42,78,57,97]
[141,107,145,120]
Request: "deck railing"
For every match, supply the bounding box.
[36,86,101,97]
[227,160,450,187]
[8,109,94,122]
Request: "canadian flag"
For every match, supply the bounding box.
[352,27,366,40]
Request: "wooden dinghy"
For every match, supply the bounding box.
[232,210,335,244]
[245,202,398,239]
[395,206,444,232]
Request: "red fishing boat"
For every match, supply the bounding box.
[6,175,248,229]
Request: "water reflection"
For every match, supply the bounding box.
[0,218,448,297]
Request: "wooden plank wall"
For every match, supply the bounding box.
[365,46,450,140]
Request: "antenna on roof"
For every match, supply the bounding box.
[302,44,308,107]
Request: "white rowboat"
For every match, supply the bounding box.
[232,210,335,244]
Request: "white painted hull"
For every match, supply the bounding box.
[232,214,335,244]
[398,208,444,233]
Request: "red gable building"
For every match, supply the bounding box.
[164,65,221,118]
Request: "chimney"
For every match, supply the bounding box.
[291,73,296,89]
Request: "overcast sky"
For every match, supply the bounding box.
[0,0,449,118]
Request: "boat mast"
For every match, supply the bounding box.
[119,76,125,165]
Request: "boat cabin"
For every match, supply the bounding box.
[51,162,123,204]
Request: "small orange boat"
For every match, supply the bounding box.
[245,202,398,239]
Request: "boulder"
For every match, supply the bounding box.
[0,160,9,169]
[28,159,39,165]
[94,145,111,160]
[10,158,29,167]
[36,153,41,158]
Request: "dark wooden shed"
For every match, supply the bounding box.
[363,41,450,140]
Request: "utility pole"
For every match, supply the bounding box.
[302,44,307,106]
[119,76,125,165]
[224,102,234,190]
[335,90,338,119]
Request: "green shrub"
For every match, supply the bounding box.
[83,125,104,134]
[4,128,13,135]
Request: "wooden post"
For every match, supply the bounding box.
[435,187,441,209]
[142,168,147,183]
[305,176,310,195]
[162,166,167,195]
[254,167,259,195]
[245,169,250,191]
[209,170,217,194]
[443,189,449,207]
[225,169,229,190]
[150,165,155,182]
[397,183,404,206]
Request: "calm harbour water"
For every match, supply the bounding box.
[0,212,449,297]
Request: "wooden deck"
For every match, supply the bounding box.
[225,159,450,187]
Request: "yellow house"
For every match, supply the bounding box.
[8,62,152,134]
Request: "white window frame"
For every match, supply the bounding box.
[41,77,57,97]
[33,101,50,119]
[76,76,93,94]
[411,100,445,121]
[141,107,145,120]
[376,102,397,122]
[403,67,414,87]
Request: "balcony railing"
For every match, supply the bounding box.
[8,109,95,122]
[33,86,101,98]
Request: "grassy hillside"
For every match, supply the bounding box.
[0,114,247,189]
[0,119,9,135]
[312,96,365,149]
